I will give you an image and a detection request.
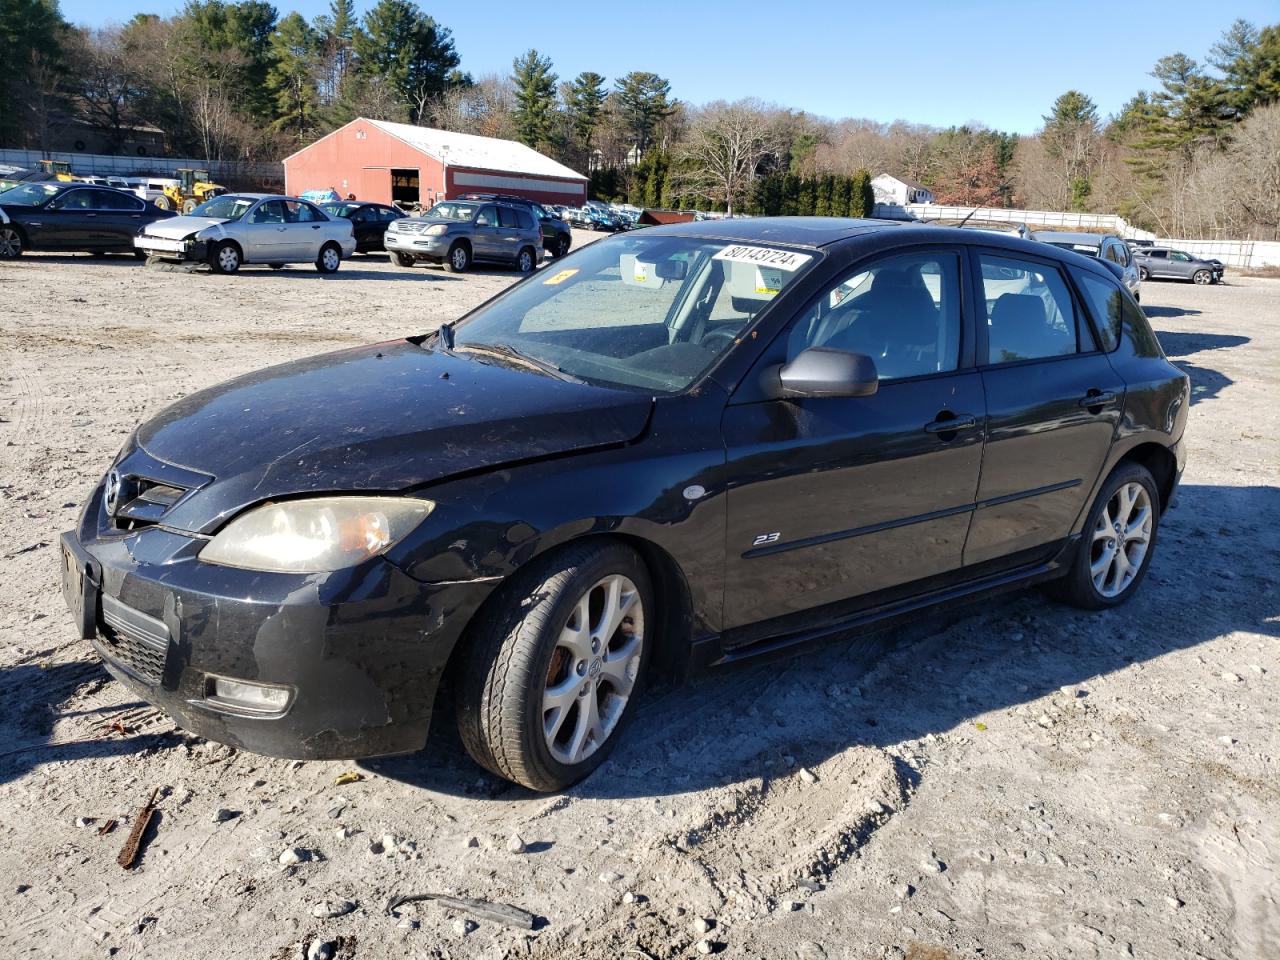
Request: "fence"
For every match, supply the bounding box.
[873,202,1280,270]
[0,148,279,186]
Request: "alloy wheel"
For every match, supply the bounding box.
[451,246,468,271]
[1090,482,1153,598]
[541,574,644,766]
[0,227,21,258]
[1193,270,1211,284]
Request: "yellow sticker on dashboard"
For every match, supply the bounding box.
[543,268,578,285]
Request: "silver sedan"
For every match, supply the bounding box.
[135,193,356,274]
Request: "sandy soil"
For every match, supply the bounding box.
[0,245,1277,960]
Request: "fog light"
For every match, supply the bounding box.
[206,676,292,715]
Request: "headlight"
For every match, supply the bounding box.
[424,224,448,236]
[199,497,433,573]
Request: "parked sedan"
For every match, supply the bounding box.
[319,200,405,253]
[61,221,1187,792]
[1132,247,1223,284]
[0,181,172,259]
[135,194,356,274]
[385,199,542,273]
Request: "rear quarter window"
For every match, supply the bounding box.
[1072,269,1123,351]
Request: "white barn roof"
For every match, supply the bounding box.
[366,119,586,182]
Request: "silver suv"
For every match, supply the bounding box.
[1032,231,1142,301]
[385,199,542,274]
[1131,247,1223,285]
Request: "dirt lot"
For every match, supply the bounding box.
[1,245,1277,960]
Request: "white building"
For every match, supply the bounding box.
[872,173,935,206]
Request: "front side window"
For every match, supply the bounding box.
[250,200,287,224]
[452,237,816,393]
[475,205,497,227]
[980,253,1087,364]
[786,251,962,380]
[52,189,95,210]
[1170,251,1192,262]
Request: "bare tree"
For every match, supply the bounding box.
[675,100,782,215]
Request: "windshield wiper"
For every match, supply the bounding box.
[455,342,582,383]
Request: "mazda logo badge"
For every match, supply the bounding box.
[104,469,122,516]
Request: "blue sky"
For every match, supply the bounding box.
[58,0,1279,133]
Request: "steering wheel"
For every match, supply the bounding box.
[699,327,741,351]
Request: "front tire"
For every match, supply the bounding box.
[0,226,25,258]
[1193,269,1211,285]
[316,242,341,274]
[209,240,241,274]
[1049,462,1160,610]
[446,242,471,273]
[153,195,172,211]
[392,251,415,268]
[181,199,199,214]
[455,541,653,792]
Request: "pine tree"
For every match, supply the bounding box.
[563,71,607,151]
[510,48,557,147]
[267,12,320,138]
[612,71,673,157]
[353,0,459,122]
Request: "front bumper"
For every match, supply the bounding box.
[135,234,207,262]
[385,232,449,258]
[62,481,494,760]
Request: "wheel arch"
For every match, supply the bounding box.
[1117,441,1178,511]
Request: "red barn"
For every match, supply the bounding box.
[282,118,588,208]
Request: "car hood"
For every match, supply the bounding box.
[136,340,653,534]
[140,216,230,239]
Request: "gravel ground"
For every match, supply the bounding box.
[0,246,1276,960]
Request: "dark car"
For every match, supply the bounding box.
[1132,246,1224,284]
[319,200,406,253]
[0,181,173,259]
[60,219,1189,792]
[459,193,573,257]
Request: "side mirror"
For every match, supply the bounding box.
[773,347,879,399]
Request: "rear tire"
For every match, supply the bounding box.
[516,246,536,273]
[1138,266,1149,281]
[316,242,341,274]
[1048,462,1160,610]
[392,251,415,268]
[455,540,653,792]
[556,236,571,258]
[446,242,471,273]
[209,240,241,274]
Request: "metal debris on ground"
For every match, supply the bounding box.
[384,891,537,930]
[97,819,118,836]
[332,771,364,786]
[117,787,160,869]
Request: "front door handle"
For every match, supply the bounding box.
[1078,390,1117,410]
[924,414,978,435]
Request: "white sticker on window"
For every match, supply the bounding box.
[713,244,812,271]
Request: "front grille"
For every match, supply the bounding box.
[114,478,188,529]
[392,221,430,235]
[97,595,171,685]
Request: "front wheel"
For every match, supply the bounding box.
[181,199,199,214]
[446,242,471,273]
[316,242,341,274]
[391,251,415,268]
[455,541,653,792]
[0,227,24,258]
[1049,462,1159,610]
[1193,269,1211,285]
[209,240,241,274]
[153,195,172,211]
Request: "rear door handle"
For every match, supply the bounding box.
[924,414,978,434]
[1078,390,1117,409]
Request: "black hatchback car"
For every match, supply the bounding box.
[319,200,405,253]
[61,219,1188,791]
[0,181,173,258]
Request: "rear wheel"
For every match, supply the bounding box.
[1138,266,1150,281]
[1193,269,1211,285]
[392,251,415,268]
[209,240,241,274]
[269,263,285,270]
[1049,462,1159,610]
[446,242,471,273]
[316,242,341,274]
[0,226,22,258]
[556,236,571,258]
[455,541,653,791]
[516,246,536,273]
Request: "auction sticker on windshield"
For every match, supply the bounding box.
[713,245,812,271]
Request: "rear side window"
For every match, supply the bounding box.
[1073,270,1123,352]
[979,253,1089,364]
[498,207,520,229]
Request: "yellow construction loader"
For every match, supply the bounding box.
[37,159,75,181]
[155,168,226,213]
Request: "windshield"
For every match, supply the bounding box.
[191,195,256,220]
[425,201,478,221]
[452,235,817,393]
[0,182,61,206]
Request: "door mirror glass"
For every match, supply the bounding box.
[775,347,879,399]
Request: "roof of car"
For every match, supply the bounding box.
[1031,231,1114,245]
[638,216,912,248]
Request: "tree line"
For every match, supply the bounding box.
[2,0,1277,236]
